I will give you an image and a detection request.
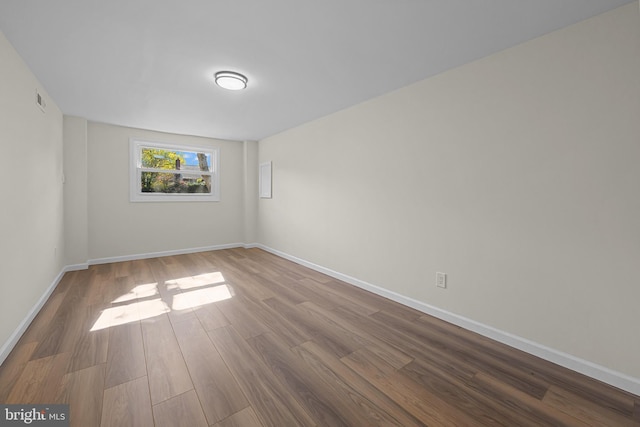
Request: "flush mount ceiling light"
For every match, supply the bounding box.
[214,71,248,90]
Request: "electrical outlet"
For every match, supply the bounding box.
[436,272,447,288]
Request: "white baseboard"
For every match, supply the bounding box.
[0,268,67,366]
[65,262,89,271]
[253,244,640,396]
[88,243,245,265]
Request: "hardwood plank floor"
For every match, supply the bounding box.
[171,316,249,425]
[104,322,146,389]
[1,247,638,426]
[208,325,317,427]
[152,390,208,427]
[101,376,154,427]
[141,314,193,405]
[57,364,105,427]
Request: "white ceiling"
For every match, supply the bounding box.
[0,0,634,141]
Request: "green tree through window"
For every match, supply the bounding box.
[140,148,211,194]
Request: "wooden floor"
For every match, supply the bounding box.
[1,248,638,426]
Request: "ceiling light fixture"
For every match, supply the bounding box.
[214,71,248,91]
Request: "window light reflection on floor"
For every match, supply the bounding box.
[172,284,233,310]
[91,272,231,331]
[90,299,171,331]
[166,271,225,291]
[112,282,159,304]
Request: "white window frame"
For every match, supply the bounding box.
[129,139,220,202]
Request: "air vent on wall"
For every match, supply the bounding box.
[35,89,46,112]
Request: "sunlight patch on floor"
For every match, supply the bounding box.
[172,284,233,310]
[166,272,225,291]
[112,282,159,303]
[91,299,171,331]
[92,272,231,331]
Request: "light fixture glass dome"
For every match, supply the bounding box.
[215,71,248,90]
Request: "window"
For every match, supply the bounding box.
[130,139,220,202]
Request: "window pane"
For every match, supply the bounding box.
[178,151,211,172]
[141,148,211,172]
[140,172,212,194]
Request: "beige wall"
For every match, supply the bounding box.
[0,31,64,354]
[258,3,640,379]
[63,116,89,266]
[243,140,259,243]
[87,122,245,260]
